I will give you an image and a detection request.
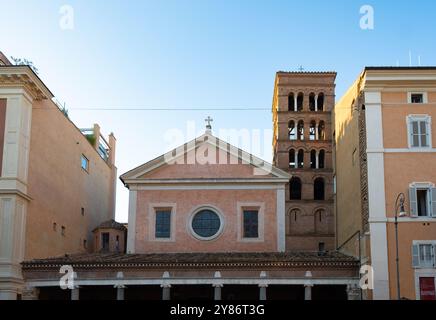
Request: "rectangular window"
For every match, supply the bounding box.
[419,244,434,268]
[102,232,110,250]
[243,210,259,238]
[81,155,89,171]
[410,185,436,218]
[408,116,431,148]
[417,189,430,217]
[155,210,171,238]
[411,93,424,104]
[413,243,436,268]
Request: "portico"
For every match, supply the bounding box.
[21,252,360,300]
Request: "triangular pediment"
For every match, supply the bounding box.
[120,132,290,185]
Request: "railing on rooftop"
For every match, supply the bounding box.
[80,128,110,163]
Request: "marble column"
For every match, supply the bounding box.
[71,287,80,301]
[304,284,313,300]
[161,284,171,300]
[213,284,223,300]
[115,285,125,300]
[259,284,268,301]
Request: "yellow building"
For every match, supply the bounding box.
[334,67,436,300]
[0,53,117,299]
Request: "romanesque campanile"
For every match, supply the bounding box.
[272,72,336,251]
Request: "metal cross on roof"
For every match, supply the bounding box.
[205,116,213,129]
[298,65,304,71]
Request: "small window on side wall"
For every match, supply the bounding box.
[155,209,171,239]
[411,93,424,104]
[81,155,89,171]
[243,210,259,238]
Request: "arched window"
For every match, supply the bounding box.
[318,121,326,140]
[309,93,316,111]
[288,121,296,140]
[309,120,316,140]
[290,177,302,200]
[297,92,304,111]
[288,93,295,111]
[310,150,316,169]
[317,93,324,111]
[297,149,304,168]
[289,149,296,168]
[314,178,325,200]
[319,150,325,169]
[297,120,304,140]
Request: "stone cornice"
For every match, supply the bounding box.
[22,260,359,271]
[0,66,53,100]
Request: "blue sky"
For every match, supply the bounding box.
[1,0,435,222]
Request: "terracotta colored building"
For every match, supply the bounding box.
[334,67,436,300]
[21,128,360,300]
[0,53,117,299]
[272,72,336,251]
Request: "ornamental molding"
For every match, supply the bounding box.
[0,66,53,100]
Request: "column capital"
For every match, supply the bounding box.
[161,283,171,289]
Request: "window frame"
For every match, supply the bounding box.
[188,206,224,241]
[81,154,89,172]
[155,209,172,239]
[412,240,436,269]
[237,202,264,242]
[407,115,432,149]
[148,203,176,242]
[243,210,259,239]
[409,183,436,218]
[408,92,428,104]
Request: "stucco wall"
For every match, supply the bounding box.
[333,75,365,257]
[381,90,436,299]
[25,99,116,259]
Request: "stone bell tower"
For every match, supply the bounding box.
[272,71,336,251]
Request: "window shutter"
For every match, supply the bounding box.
[412,244,420,268]
[410,121,418,147]
[431,188,436,217]
[409,187,418,217]
[433,245,436,267]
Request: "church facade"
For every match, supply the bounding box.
[21,126,360,300]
